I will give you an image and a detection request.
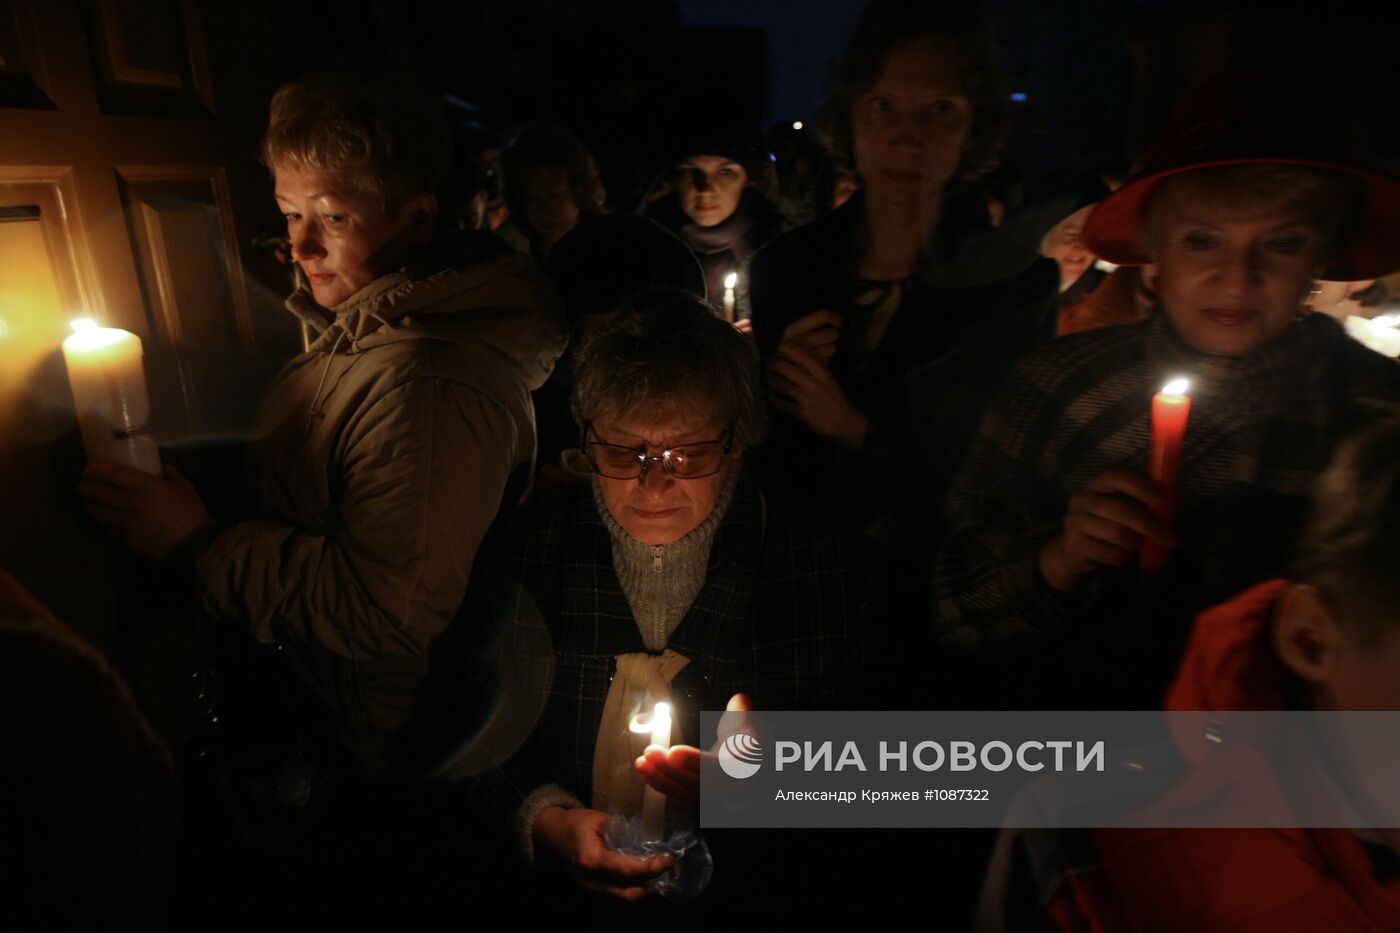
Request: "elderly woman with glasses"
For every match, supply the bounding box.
[459,288,873,903]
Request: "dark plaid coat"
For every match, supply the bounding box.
[473,471,875,815]
[930,311,1400,708]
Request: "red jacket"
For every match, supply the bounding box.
[1052,580,1400,933]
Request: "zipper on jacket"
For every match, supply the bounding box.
[652,545,663,573]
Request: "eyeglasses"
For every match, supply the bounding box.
[582,424,734,480]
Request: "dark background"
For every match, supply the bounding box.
[256,0,1400,212]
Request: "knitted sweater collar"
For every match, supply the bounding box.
[592,468,742,650]
[549,469,764,670]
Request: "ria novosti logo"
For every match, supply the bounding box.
[718,731,764,779]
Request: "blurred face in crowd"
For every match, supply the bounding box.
[1043,205,1096,291]
[275,164,432,309]
[852,37,972,208]
[523,168,580,255]
[675,155,750,227]
[1147,191,1328,356]
[590,404,737,545]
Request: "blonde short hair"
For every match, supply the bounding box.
[262,72,452,215]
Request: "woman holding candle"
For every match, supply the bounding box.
[77,72,566,775]
[644,131,786,321]
[462,291,871,901]
[930,73,1400,709]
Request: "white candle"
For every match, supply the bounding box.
[61,319,161,474]
[722,272,737,323]
[630,700,672,840]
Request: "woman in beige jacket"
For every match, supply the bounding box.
[78,73,567,775]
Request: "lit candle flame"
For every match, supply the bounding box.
[792,120,803,130]
[724,272,737,290]
[629,701,671,735]
[1161,378,1189,396]
[70,318,98,333]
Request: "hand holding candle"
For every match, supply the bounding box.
[1038,468,1177,593]
[635,692,753,806]
[61,319,161,474]
[1141,378,1191,574]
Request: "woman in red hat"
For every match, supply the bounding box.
[930,73,1400,710]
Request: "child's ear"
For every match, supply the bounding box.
[1272,584,1343,684]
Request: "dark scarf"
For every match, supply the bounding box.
[678,192,761,263]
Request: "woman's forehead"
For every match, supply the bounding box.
[870,37,965,96]
[681,154,740,170]
[1157,200,1321,230]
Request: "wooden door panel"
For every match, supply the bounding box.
[115,165,251,348]
[0,0,57,108]
[96,0,184,87]
[0,196,69,427]
[85,0,212,117]
[0,0,294,739]
[0,164,118,657]
[0,171,92,316]
[0,167,104,433]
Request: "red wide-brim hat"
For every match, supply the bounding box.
[1082,73,1400,281]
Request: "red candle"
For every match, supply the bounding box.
[1141,378,1190,574]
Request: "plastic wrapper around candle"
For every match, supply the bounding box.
[604,811,713,903]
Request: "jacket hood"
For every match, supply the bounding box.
[1165,579,1293,765]
[287,232,567,391]
[1167,579,1292,715]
